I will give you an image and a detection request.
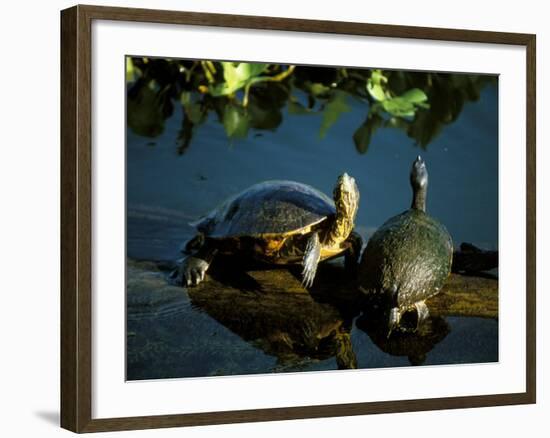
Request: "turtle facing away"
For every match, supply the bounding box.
[358,156,453,334]
[177,173,362,288]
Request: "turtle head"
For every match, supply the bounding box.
[331,173,360,241]
[410,156,428,211]
[334,173,359,216]
[410,155,428,190]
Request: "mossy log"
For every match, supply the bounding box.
[129,256,498,323]
[427,273,497,319]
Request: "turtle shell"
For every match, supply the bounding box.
[359,209,453,308]
[192,181,336,238]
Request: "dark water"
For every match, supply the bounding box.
[126,85,499,380]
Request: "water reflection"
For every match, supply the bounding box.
[126,259,364,378]
[356,312,450,366]
[188,264,359,370]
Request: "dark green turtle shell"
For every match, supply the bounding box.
[192,181,336,238]
[359,209,453,308]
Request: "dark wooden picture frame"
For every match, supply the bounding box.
[60,4,536,433]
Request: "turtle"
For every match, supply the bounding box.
[176,173,362,288]
[358,156,453,335]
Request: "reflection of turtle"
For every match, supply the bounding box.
[187,268,358,370]
[177,174,361,287]
[356,312,450,366]
[358,156,453,334]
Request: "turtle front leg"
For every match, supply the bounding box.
[302,232,321,288]
[180,232,205,255]
[178,245,217,287]
[344,231,363,272]
[414,300,430,329]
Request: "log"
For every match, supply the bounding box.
[427,272,498,319]
[129,257,498,322]
[452,242,498,274]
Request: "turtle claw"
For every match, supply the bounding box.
[180,256,209,287]
[190,268,205,286]
[414,301,430,329]
[301,232,321,289]
[301,266,316,289]
[387,307,401,338]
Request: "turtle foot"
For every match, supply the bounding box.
[387,307,401,338]
[179,256,210,287]
[414,301,430,329]
[301,232,321,288]
[301,266,317,289]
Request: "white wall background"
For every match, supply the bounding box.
[0,0,545,436]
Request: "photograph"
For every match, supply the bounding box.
[125,57,499,381]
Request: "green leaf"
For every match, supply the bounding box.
[208,82,232,97]
[180,91,192,106]
[211,62,269,96]
[222,105,249,139]
[407,110,443,148]
[176,115,195,155]
[242,63,269,79]
[370,69,387,85]
[367,82,386,101]
[126,57,140,83]
[186,103,203,124]
[247,97,282,130]
[381,97,416,117]
[127,84,165,138]
[309,82,331,97]
[400,88,428,104]
[353,114,383,154]
[366,69,389,101]
[180,92,204,124]
[319,91,351,139]
[221,62,242,88]
[380,88,430,118]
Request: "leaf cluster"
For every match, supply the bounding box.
[126,57,495,154]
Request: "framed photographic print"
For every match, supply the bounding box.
[60,4,536,433]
